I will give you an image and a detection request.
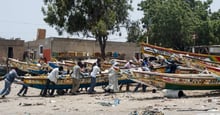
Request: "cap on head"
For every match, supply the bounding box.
[113,62,119,66]
[129,60,133,63]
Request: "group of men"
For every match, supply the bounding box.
[1,56,176,98]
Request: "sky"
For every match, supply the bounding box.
[0,0,219,42]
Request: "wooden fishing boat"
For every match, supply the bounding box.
[150,65,199,74]
[81,59,129,71]
[205,65,220,76]
[23,73,134,91]
[130,70,220,90]
[183,55,220,76]
[176,66,199,74]
[27,69,49,75]
[8,58,40,71]
[141,43,220,63]
[48,61,59,69]
[47,61,74,72]
[0,64,29,76]
[8,58,50,75]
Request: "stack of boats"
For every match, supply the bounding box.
[2,43,220,95]
[130,43,220,91]
[2,58,134,93]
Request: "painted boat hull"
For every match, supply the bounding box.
[23,74,134,90]
[141,43,220,63]
[131,70,220,90]
[0,65,28,76]
[8,58,49,75]
[182,55,220,79]
[165,82,220,90]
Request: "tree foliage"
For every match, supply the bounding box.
[139,0,220,50]
[127,21,143,43]
[42,0,132,59]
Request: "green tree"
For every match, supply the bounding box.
[127,21,143,43]
[139,0,199,50]
[211,11,220,43]
[198,8,220,45]
[139,0,220,50]
[42,0,132,59]
[183,0,220,46]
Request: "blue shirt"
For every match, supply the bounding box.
[4,69,20,83]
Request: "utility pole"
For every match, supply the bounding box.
[192,34,196,53]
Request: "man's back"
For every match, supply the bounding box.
[48,68,59,83]
[90,65,100,77]
[72,65,82,79]
[5,69,19,82]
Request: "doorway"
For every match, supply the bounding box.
[8,47,13,58]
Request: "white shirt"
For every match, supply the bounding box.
[90,65,100,78]
[124,62,136,69]
[71,65,82,79]
[48,68,59,83]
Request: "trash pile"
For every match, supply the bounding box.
[97,98,120,107]
[129,110,164,115]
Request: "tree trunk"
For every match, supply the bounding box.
[97,35,107,60]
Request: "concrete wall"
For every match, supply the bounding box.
[0,39,25,64]
[25,37,141,60]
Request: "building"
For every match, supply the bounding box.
[25,37,141,61]
[0,38,25,64]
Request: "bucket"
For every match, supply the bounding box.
[163,89,184,98]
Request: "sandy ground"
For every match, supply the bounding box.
[1,81,220,115]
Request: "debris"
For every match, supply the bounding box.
[177,108,218,111]
[49,100,56,103]
[19,102,44,106]
[129,110,164,115]
[97,98,120,107]
[208,108,219,111]
[114,98,120,106]
[52,108,60,110]
[35,103,44,106]
[142,110,164,115]
[22,103,32,106]
[129,110,138,115]
[207,99,212,102]
[0,99,10,103]
[163,107,173,111]
[24,112,31,115]
[97,102,113,107]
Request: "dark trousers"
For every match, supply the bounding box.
[133,83,147,92]
[88,77,96,93]
[18,84,28,95]
[42,79,56,96]
[119,83,130,91]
